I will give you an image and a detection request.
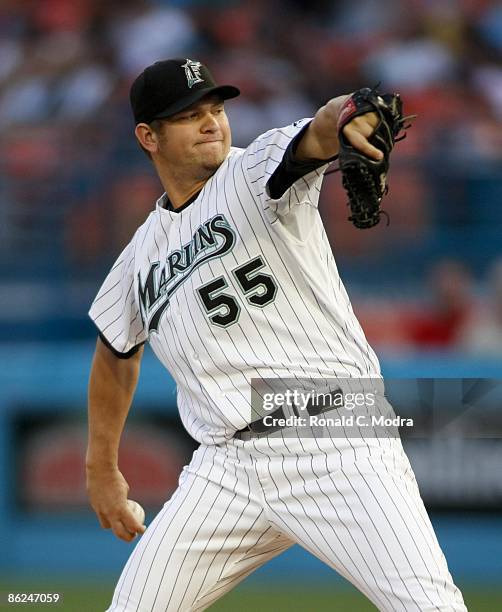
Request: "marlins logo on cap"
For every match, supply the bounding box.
[182,59,204,88]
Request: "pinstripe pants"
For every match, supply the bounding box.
[107,435,466,612]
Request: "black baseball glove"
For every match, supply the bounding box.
[336,87,413,229]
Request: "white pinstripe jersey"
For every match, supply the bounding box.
[89,119,382,445]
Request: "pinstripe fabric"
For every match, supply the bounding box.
[108,437,466,612]
[91,118,465,611]
[253,436,466,612]
[90,238,147,353]
[89,119,381,445]
[107,445,294,612]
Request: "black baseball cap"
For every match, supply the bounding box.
[130,58,240,125]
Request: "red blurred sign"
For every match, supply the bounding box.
[19,420,194,511]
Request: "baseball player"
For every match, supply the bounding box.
[86,58,466,611]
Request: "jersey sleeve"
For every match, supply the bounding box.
[88,237,147,355]
[244,119,333,219]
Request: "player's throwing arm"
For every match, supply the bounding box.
[87,338,146,542]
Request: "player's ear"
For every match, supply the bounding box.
[135,123,159,155]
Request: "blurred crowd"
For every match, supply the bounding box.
[1,0,501,354]
[355,257,502,355]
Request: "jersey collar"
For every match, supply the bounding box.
[157,190,202,215]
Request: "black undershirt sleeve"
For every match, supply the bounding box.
[266,122,338,200]
[98,332,144,359]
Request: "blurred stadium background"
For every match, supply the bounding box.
[1,0,501,610]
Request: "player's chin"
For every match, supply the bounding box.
[198,148,227,171]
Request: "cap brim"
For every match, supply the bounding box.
[152,85,240,121]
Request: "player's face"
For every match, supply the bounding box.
[154,95,231,177]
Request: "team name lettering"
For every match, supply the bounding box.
[138,214,235,332]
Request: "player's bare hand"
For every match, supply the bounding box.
[299,95,383,161]
[342,112,383,161]
[324,95,383,160]
[86,465,146,542]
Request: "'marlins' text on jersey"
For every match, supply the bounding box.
[138,214,235,332]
